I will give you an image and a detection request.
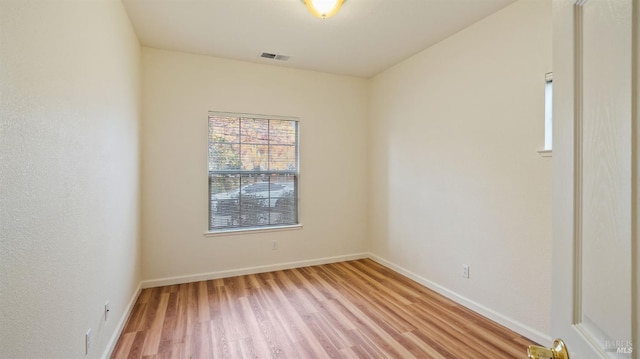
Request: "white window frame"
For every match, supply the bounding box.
[205,112,301,235]
[538,72,553,157]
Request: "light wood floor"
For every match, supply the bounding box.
[111,259,535,358]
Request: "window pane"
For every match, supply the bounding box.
[240,118,269,144]
[238,175,269,227]
[269,145,297,171]
[270,174,297,225]
[241,144,269,171]
[209,116,240,143]
[209,174,240,229]
[209,143,240,171]
[210,173,240,194]
[269,120,297,145]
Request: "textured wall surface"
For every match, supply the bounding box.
[140,48,369,282]
[0,1,141,358]
[367,0,552,341]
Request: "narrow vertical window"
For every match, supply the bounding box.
[544,72,553,151]
[208,112,299,232]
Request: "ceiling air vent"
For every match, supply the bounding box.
[259,52,290,62]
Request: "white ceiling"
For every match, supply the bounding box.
[122,0,517,78]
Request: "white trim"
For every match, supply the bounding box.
[367,253,552,346]
[208,111,300,122]
[100,282,142,359]
[205,223,303,237]
[544,73,554,151]
[141,252,368,288]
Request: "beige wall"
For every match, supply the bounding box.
[0,1,141,358]
[140,48,369,283]
[367,0,552,343]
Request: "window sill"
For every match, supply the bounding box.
[537,149,553,157]
[204,224,303,237]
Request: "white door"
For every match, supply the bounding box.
[551,0,637,358]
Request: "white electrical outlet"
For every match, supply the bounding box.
[462,264,470,279]
[105,301,110,321]
[85,328,92,355]
[272,240,278,250]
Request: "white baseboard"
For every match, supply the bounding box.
[101,282,142,359]
[141,252,369,289]
[367,253,552,346]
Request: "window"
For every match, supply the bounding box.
[543,72,553,151]
[208,112,299,232]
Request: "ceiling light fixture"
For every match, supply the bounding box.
[302,0,346,19]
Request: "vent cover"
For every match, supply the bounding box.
[259,52,291,62]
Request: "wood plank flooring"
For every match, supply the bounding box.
[111,259,536,358]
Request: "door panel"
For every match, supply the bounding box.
[552,0,636,358]
[580,0,632,351]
